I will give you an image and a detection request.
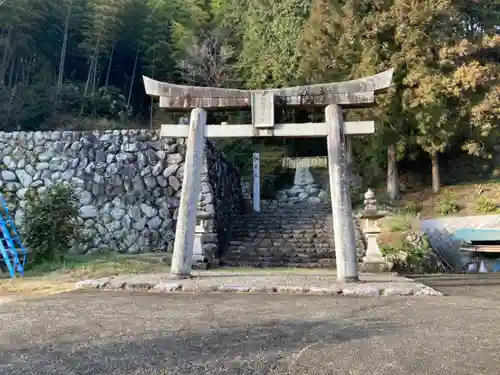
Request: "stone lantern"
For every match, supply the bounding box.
[360,189,390,272]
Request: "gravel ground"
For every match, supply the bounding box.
[1,291,499,375]
[75,269,441,296]
[412,273,500,300]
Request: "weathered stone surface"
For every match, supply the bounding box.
[342,285,381,296]
[222,200,366,268]
[1,170,16,181]
[74,269,442,297]
[143,69,394,109]
[151,282,182,292]
[162,164,178,178]
[15,170,33,187]
[0,130,244,258]
[79,191,93,205]
[80,206,99,219]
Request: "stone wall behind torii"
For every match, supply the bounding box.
[0,130,245,261]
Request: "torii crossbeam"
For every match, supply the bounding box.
[143,69,394,282]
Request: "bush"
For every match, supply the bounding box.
[475,196,498,214]
[437,194,460,215]
[21,183,81,265]
[350,184,364,207]
[57,83,131,120]
[404,201,422,215]
[218,138,255,177]
[380,233,439,273]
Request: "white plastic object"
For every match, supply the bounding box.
[479,260,489,273]
[467,262,478,272]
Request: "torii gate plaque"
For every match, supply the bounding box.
[143,69,393,282]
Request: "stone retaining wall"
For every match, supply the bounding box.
[0,130,244,260]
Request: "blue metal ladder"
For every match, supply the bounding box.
[0,194,27,278]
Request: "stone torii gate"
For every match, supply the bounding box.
[143,69,393,282]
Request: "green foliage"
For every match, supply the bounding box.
[437,194,460,215]
[57,83,130,119]
[404,201,423,215]
[475,196,499,214]
[381,234,434,273]
[385,215,415,232]
[218,139,254,177]
[21,183,81,265]
[0,0,499,197]
[239,0,309,88]
[350,184,364,207]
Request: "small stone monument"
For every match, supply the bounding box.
[276,157,329,204]
[294,165,315,186]
[192,219,206,263]
[360,189,390,272]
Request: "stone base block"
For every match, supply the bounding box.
[359,262,393,273]
[192,262,209,270]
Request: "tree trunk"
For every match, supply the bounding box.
[79,58,94,115]
[0,26,12,86]
[386,143,399,201]
[80,33,101,115]
[90,33,102,95]
[431,151,440,193]
[7,55,15,88]
[57,0,72,97]
[126,47,140,111]
[104,44,115,86]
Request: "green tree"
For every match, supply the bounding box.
[239,0,309,89]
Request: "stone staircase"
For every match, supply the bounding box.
[222,201,365,268]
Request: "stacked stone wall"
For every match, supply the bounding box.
[0,130,244,261]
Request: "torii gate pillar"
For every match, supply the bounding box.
[326,104,358,281]
[143,69,394,281]
[170,108,207,277]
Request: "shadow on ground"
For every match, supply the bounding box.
[2,292,500,375]
[4,317,401,374]
[413,273,500,300]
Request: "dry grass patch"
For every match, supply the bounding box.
[381,214,420,233]
[390,180,500,219]
[0,252,171,296]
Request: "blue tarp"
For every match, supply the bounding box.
[454,228,500,244]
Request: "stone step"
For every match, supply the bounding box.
[238,208,332,216]
[237,216,330,222]
[225,248,336,257]
[235,213,332,221]
[239,208,332,214]
[232,224,333,230]
[222,202,365,269]
[228,242,333,247]
[225,254,334,261]
[226,247,335,255]
[228,242,333,249]
[231,232,333,238]
[232,223,333,229]
[224,255,336,263]
[220,259,335,268]
[231,230,332,237]
[232,222,332,229]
